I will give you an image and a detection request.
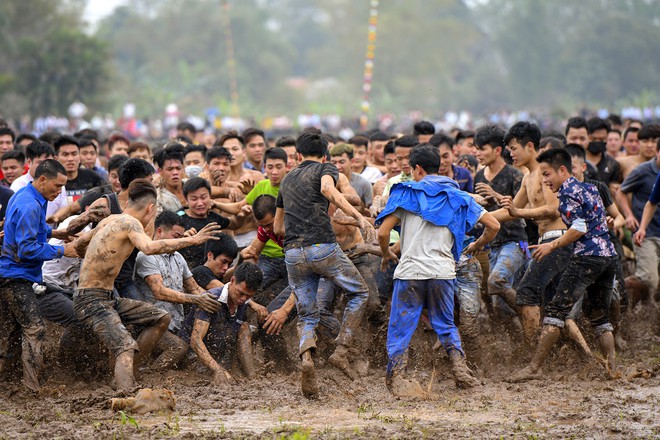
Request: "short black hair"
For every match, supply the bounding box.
[264,147,287,164]
[78,136,97,151]
[153,142,184,169]
[275,136,296,149]
[253,194,276,220]
[35,159,66,179]
[504,121,542,151]
[127,178,158,206]
[242,127,265,144]
[53,135,80,154]
[205,233,238,260]
[413,120,435,136]
[183,176,211,198]
[25,140,56,160]
[606,114,623,127]
[565,117,588,135]
[206,146,233,163]
[586,117,611,135]
[177,121,196,135]
[622,126,639,142]
[119,158,155,190]
[296,132,327,158]
[537,148,572,173]
[429,133,455,149]
[16,133,36,145]
[184,143,207,159]
[108,154,129,173]
[409,144,440,174]
[1,150,25,163]
[456,130,475,142]
[216,130,245,148]
[369,131,390,142]
[383,140,396,156]
[637,124,660,141]
[233,262,263,292]
[348,135,369,148]
[155,210,184,230]
[540,137,565,150]
[564,144,586,162]
[475,125,505,153]
[74,128,99,141]
[394,135,418,149]
[0,127,16,141]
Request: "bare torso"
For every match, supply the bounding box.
[618,155,643,180]
[329,205,363,251]
[78,214,144,291]
[525,168,565,236]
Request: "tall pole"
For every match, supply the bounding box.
[360,0,379,130]
[222,0,240,118]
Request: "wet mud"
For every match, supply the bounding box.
[0,306,658,439]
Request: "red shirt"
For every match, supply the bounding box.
[256,226,283,248]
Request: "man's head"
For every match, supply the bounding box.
[409,144,440,181]
[504,121,541,167]
[154,143,185,187]
[154,210,185,240]
[108,134,130,157]
[536,148,573,193]
[108,155,129,193]
[264,147,287,186]
[455,130,476,157]
[564,144,587,182]
[118,158,154,191]
[275,136,297,171]
[539,136,565,153]
[368,131,390,165]
[216,131,245,167]
[252,194,277,233]
[204,234,238,278]
[429,133,455,176]
[25,140,56,177]
[54,135,81,175]
[78,137,99,169]
[33,159,67,202]
[0,127,15,154]
[622,127,640,156]
[413,121,435,144]
[565,117,589,149]
[126,178,158,225]
[228,262,263,308]
[383,140,400,176]
[296,132,328,161]
[242,127,266,167]
[128,141,152,162]
[176,121,196,140]
[349,137,369,171]
[15,133,36,149]
[606,113,623,131]
[606,129,622,157]
[329,143,354,179]
[586,117,611,156]
[184,144,207,178]
[475,125,506,166]
[183,177,212,218]
[1,150,25,185]
[637,124,660,161]
[206,146,232,184]
[394,135,418,176]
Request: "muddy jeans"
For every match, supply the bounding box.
[488,241,527,296]
[0,278,45,391]
[516,238,573,307]
[284,242,368,355]
[74,288,169,358]
[543,255,616,336]
[454,258,482,352]
[387,279,462,376]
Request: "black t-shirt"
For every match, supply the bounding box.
[276,160,339,251]
[179,211,231,269]
[78,184,114,211]
[586,179,613,208]
[594,154,622,186]
[192,265,218,290]
[66,168,106,202]
[0,185,13,221]
[475,164,527,247]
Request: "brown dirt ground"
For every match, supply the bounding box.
[0,306,658,439]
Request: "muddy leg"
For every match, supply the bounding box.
[114,350,136,390]
[133,315,170,374]
[151,331,188,371]
[598,331,616,374]
[449,349,481,388]
[564,319,592,359]
[510,325,561,382]
[520,305,540,351]
[328,343,356,380]
[300,349,319,399]
[237,323,256,379]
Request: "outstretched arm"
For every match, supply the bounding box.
[321,174,376,243]
[128,220,224,255]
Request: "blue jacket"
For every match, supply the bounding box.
[376,175,484,261]
[0,183,64,283]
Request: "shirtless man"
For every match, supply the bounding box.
[74,179,224,390]
[617,125,659,180]
[492,122,570,351]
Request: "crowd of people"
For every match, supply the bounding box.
[0,113,657,399]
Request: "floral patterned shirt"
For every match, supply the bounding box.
[558,176,616,257]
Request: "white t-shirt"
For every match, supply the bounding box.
[360,166,383,184]
[11,173,67,221]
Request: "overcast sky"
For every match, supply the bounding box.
[83,0,127,24]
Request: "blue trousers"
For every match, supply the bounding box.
[386,278,462,376]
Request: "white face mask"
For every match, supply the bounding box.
[185,165,203,178]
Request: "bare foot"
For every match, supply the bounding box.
[508,366,543,383]
[301,351,319,399]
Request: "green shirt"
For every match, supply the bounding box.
[246,179,283,258]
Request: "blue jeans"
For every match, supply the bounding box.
[488,241,526,296]
[387,279,462,376]
[284,243,368,355]
[257,255,288,290]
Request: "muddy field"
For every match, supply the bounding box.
[1,306,658,439]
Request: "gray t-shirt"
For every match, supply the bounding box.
[135,251,192,333]
[350,172,373,207]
